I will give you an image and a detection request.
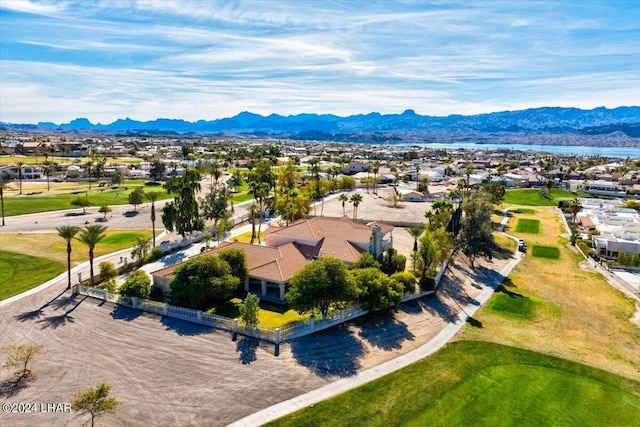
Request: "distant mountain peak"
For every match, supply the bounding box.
[5,106,639,137]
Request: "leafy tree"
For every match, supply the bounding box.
[286,257,357,318]
[416,228,439,278]
[202,183,230,225]
[77,225,108,286]
[119,270,151,298]
[338,193,349,216]
[128,187,145,212]
[350,193,363,220]
[239,293,260,327]
[483,180,506,205]
[2,343,45,378]
[353,267,403,313]
[162,168,204,237]
[459,190,495,268]
[71,382,119,427]
[391,271,417,294]
[145,191,163,247]
[98,205,112,220]
[131,236,151,263]
[110,171,124,186]
[57,225,81,289]
[340,176,356,190]
[228,168,244,191]
[217,248,249,284]
[71,196,92,214]
[351,251,381,269]
[99,261,118,282]
[0,174,15,226]
[170,255,239,308]
[149,159,166,181]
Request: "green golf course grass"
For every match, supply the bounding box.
[516,218,542,234]
[532,245,561,260]
[2,182,171,216]
[0,230,155,300]
[505,189,576,206]
[0,251,65,300]
[487,288,537,319]
[267,341,640,427]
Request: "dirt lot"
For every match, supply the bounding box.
[0,250,510,427]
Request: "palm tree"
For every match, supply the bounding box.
[0,176,15,226]
[338,193,349,217]
[350,193,363,221]
[85,160,93,190]
[567,198,582,224]
[76,225,107,286]
[372,160,380,194]
[248,203,258,243]
[146,191,162,247]
[57,225,81,289]
[16,161,24,195]
[43,161,55,191]
[407,225,424,252]
[424,210,433,229]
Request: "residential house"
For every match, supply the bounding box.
[151,216,394,303]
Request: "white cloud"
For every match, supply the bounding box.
[510,19,528,27]
[0,0,67,16]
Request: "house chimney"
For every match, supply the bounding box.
[369,225,383,259]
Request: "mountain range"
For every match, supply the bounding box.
[2,106,639,145]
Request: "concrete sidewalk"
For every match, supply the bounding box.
[229,213,523,427]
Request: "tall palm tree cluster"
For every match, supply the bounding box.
[57,224,107,288]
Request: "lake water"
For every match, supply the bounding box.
[403,143,640,158]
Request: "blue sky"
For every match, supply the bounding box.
[1,0,639,124]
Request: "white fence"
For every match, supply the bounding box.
[76,256,448,344]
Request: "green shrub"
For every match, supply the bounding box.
[239,293,260,326]
[419,275,436,291]
[98,279,117,292]
[119,270,151,299]
[149,246,163,261]
[99,261,119,282]
[391,271,417,294]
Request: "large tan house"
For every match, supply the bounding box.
[151,216,394,303]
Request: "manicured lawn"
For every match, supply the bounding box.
[207,298,307,328]
[1,181,171,216]
[0,230,156,299]
[231,231,265,243]
[0,251,65,300]
[532,245,560,259]
[487,286,537,319]
[100,231,152,246]
[267,341,640,427]
[230,191,254,203]
[516,218,541,234]
[504,188,576,206]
